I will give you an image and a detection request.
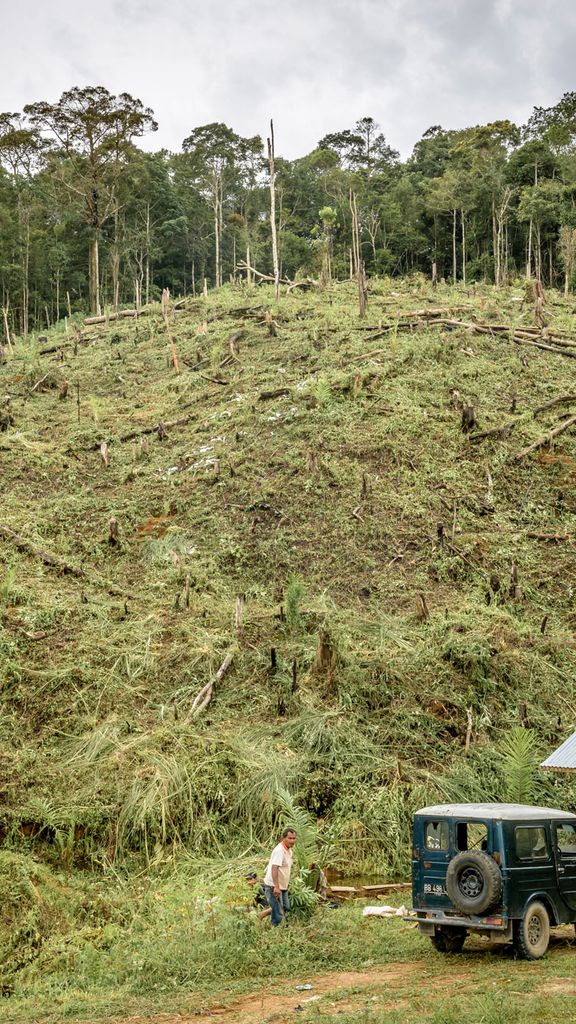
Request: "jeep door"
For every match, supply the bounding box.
[553,821,576,913]
[413,818,451,907]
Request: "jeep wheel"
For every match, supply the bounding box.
[445,851,502,915]
[430,926,467,953]
[513,901,550,960]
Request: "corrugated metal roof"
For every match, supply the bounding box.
[541,729,576,771]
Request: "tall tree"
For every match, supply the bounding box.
[0,113,44,335]
[179,124,262,288]
[25,87,157,314]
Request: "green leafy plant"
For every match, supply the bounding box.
[499,727,539,804]
[285,575,305,628]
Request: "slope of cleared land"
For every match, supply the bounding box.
[1,277,576,1016]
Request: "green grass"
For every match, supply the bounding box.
[2,276,576,1016]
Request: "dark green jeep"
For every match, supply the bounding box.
[409,802,576,959]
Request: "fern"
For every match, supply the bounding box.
[285,575,305,628]
[311,375,332,405]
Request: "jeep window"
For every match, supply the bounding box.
[456,821,488,851]
[425,820,449,850]
[556,823,576,857]
[515,826,548,860]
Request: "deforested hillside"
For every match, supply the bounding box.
[2,277,576,1009]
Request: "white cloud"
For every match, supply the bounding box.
[2,0,576,159]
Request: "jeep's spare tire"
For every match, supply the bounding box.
[446,850,502,915]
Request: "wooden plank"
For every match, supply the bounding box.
[329,885,358,897]
[362,883,411,895]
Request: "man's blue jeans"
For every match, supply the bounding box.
[264,885,290,925]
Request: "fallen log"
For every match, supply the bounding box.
[235,262,291,285]
[86,412,197,450]
[187,650,235,719]
[199,373,229,386]
[0,524,132,597]
[533,394,576,415]
[258,387,291,401]
[404,306,475,318]
[0,525,85,578]
[39,342,70,356]
[84,309,139,325]
[362,883,412,896]
[468,418,522,443]
[526,532,572,542]
[512,337,576,358]
[340,348,388,367]
[515,415,576,460]
[286,279,318,293]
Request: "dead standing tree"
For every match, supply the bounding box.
[350,190,367,318]
[267,120,280,301]
[161,288,180,374]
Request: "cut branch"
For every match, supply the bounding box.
[187,650,235,719]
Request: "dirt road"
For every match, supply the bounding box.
[111,931,576,1024]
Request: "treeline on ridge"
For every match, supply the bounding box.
[2,86,576,332]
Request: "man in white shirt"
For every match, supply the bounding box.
[263,827,297,925]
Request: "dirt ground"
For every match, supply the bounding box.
[108,929,576,1024]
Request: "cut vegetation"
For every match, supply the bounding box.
[1,276,576,1017]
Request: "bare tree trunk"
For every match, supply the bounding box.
[218,179,224,287]
[452,208,457,282]
[2,300,13,354]
[350,190,359,277]
[350,191,367,318]
[22,217,30,338]
[111,209,120,311]
[461,209,466,286]
[89,236,101,316]
[267,120,280,301]
[492,203,499,286]
[145,202,151,305]
[549,243,553,289]
[214,203,220,289]
[494,188,513,288]
[527,218,533,279]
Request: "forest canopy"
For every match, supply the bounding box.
[2,86,576,333]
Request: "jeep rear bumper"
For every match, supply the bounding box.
[406,908,513,941]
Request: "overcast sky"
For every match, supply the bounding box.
[3,0,575,159]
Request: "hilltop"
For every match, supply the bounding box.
[1,276,576,1011]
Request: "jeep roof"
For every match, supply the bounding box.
[415,802,576,821]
